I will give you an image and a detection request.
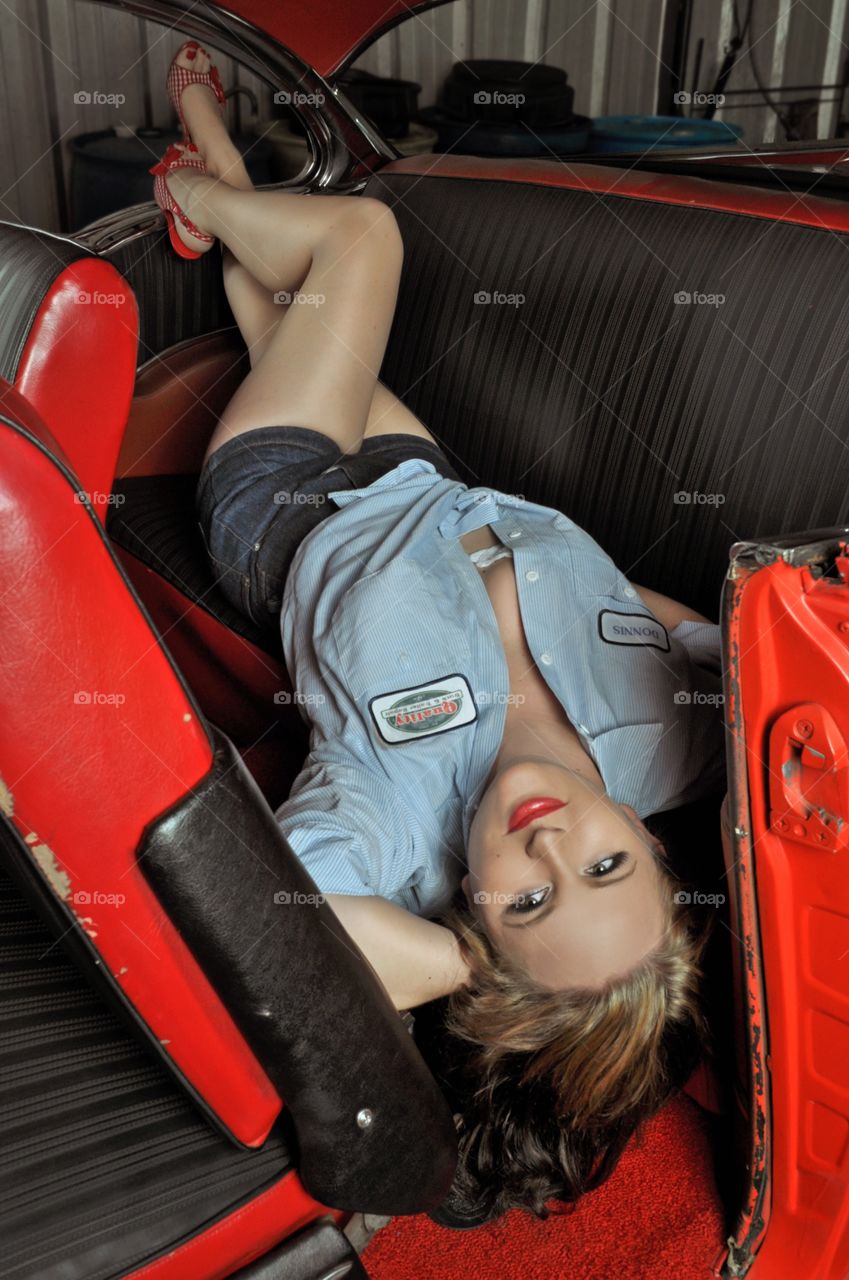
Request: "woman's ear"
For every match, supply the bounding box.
[621,804,665,857]
[461,873,472,907]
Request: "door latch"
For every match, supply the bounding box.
[768,703,849,851]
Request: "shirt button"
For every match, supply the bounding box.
[624,586,636,598]
[540,652,553,665]
[525,570,539,582]
[509,530,522,540]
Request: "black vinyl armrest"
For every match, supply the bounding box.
[138,727,457,1215]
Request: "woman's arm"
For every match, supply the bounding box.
[325,893,471,1012]
[629,582,712,628]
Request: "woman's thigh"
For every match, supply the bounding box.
[208,198,405,462]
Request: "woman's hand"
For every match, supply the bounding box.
[325,893,472,1011]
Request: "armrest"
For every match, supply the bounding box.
[139,727,458,1215]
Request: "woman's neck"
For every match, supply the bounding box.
[493,708,604,791]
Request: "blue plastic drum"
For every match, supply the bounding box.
[588,115,743,154]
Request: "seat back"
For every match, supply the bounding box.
[365,156,849,617]
[0,378,457,1209]
[0,221,137,523]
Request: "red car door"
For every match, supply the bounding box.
[723,525,849,1280]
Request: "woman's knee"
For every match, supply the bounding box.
[317,196,404,267]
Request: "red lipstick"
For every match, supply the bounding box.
[507,796,566,833]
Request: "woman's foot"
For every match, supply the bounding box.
[150,142,217,258]
[169,42,253,191]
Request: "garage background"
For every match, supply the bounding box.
[1,0,848,232]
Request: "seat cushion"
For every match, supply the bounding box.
[108,474,280,654]
[0,854,293,1280]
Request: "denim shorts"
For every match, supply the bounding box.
[196,425,462,629]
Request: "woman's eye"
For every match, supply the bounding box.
[584,851,629,878]
[508,886,552,914]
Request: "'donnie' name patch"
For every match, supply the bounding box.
[598,610,670,651]
[369,674,478,744]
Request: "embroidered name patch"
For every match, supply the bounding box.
[369,674,478,744]
[598,610,670,651]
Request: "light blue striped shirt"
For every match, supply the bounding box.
[276,459,725,917]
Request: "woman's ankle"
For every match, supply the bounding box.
[204,140,252,190]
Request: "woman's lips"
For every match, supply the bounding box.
[507,796,566,833]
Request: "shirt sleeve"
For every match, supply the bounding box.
[274,749,412,900]
[669,618,723,677]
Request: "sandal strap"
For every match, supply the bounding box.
[149,143,215,244]
[167,41,226,143]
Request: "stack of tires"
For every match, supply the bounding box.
[420,60,590,157]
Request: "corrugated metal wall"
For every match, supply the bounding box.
[1,0,848,233]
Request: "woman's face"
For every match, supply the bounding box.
[465,760,670,990]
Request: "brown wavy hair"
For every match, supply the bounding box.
[438,851,713,1222]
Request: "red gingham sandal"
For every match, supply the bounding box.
[149,141,215,261]
[167,40,227,145]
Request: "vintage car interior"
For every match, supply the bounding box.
[2,2,849,1278]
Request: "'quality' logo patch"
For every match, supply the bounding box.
[369,674,477,744]
[598,610,670,651]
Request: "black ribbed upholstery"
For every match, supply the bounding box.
[0,841,293,1280]
[105,235,233,362]
[107,474,276,653]
[363,171,849,617]
[0,225,93,383]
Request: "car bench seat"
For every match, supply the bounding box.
[0,221,457,1279]
[97,157,849,802]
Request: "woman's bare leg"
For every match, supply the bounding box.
[172,50,437,454]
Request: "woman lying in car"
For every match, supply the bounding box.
[153,41,727,1226]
